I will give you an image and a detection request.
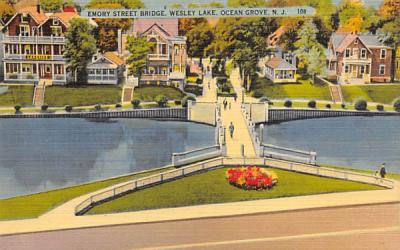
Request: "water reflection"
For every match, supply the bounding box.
[0,119,214,198]
[261,116,400,173]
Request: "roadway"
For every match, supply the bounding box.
[1,203,399,250]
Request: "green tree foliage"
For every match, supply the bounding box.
[186,22,214,61]
[294,20,326,79]
[126,35,154,80]
[335,0,379,33]
[227,0,266,7]
[40,0,63,12]
[0,0,14,23]
[87,0,143,52]
[64,18,97,84]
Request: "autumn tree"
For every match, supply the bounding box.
[186,22,214,65]
[0,0,14,23]
[335,0,379,33]
[64,18,97,84]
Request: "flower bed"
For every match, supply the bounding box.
[226,167,278,190]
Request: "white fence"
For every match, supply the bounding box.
[75,156,394,216]
[172,145,225,167]
[260,143,317,165]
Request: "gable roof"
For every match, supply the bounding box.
[331,32,390,53]
[266,57,296,70]
[104,52,124,66]
[133,19,179,37]
[14,6,48,25]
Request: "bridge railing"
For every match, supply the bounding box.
[260,143,317,165]
[75,156,394,215]
[241,104,262,155]
[75,157,225,215]
[172,144,225,167]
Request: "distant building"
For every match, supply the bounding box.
[119,19,187,88]
[395,47,400,81]
[327,32,393,84]
[1,5,78,84]
[87,52,125,85]
[265,57,297,83]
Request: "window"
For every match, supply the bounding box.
[345,49,351,58]
[380,49,386,59]
[379,65,385,75]
[19,25,30,36]
[103,69,107,75]
[54,64,64,75]
[45,65,51,74]
[22,64,32,73]
[21,13,29,23]
[51,26,62,36]
[360,65,365,74]
[361,49,367,59]
[344,65,349,73]
[52,19,59,25]
[96,69,101,75]
[109,69,115,75]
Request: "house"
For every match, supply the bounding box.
[1,5,79,84]
[327,32,393,84]
[265,57,297,83]
[119,19,187,89]
[87,52,125,85]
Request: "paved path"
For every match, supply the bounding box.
[2,203,399,250]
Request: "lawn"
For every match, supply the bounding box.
[86,167,382,215]
[341,85,400,104]
[0,167,172,220]
[321,164,400,181]
[44,85,122,107]
[132,86,185,102]
[0,85,34,107]
[252,78,331,100]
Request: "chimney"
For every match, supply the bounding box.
[37,1,41,13]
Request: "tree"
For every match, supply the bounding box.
[87,0,143,52]
[227,0,265,7]
[0,0,14,23]
[294,20,326,81]
[379,0,400,18]
[40,0,63,12]
[64,18,97,85]
[336,0,379,33]
[186,22,214,64]
[125,35,154,81]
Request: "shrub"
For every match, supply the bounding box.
[308,100,316,108]
[94,104,102,111]
[41,104,48,111]
[155,95,168,107]
[115,103,122,108]
[326,104,331,109]
[284,99,292,108]
[253,90,264,98]
[65,105,72,112]
[182,96,196,107]
[131,99,141,108]
[341,103,346,109]
[376,104,384,111]
[174,100,182,105]
[393,98,400,112]
[259,96,270,102]
[354,99,367,111]
[221,84,230,93]
[14,105,21,113]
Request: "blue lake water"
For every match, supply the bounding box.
[261,116,400,174]
[0,119,214,199]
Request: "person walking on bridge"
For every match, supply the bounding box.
[379,163,387,178]
[229,122,235,138]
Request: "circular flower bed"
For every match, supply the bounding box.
[226,167,278,190]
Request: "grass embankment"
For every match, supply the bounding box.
[0,86,34,106]
[252,79,331,100]
[0,167,173,220]
[44,85,122,107]
[321,164,400,180]
[132,86,185,102]
[87,167,382,215]
[341,85,400,104]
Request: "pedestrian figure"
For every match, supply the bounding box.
[223,98,227,110]
[229,122,234,138]
[234,95,237,102]
[228,102,231,110]
[379,163,387,178]
[208,81,210,90]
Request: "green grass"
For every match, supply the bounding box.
[0,167,173,220]
[132,86,185,102]
[321,164,400,180]
[252,78,331,100]
[44,85,122,107]
[87,167,382,215]
[342,85,400,104]
[0,86,34,107]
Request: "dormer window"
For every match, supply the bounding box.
[53,19,59,26]
[21,13,29,23]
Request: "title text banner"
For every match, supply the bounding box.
[81,7,315,19]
